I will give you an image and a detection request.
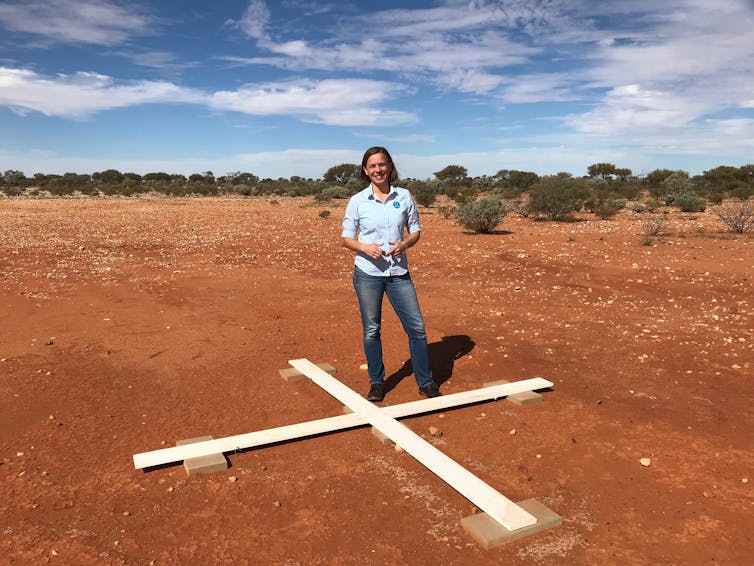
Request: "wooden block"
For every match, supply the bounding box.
[176,436,228,476]
[507,390,543,406]
[484,379,544,406]
[279,362,336,382]
[461,499,562,549]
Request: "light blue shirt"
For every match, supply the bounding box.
[341,185,421,276]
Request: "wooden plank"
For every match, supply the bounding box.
[133,376,551,470]
[289,358,538,532]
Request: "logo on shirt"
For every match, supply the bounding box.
[393,201,401,208]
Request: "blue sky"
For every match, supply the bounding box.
[1,0,753,180]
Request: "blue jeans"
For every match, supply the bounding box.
[352,267,433,388]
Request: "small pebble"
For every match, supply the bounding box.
[394,444,404,453]
[229,476,238,482]
[509,429,516,436]
[429,426,442,437]
[640,458,651,467]
[742,478,749,484]
[122,511,130,516]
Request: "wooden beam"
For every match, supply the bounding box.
[133,376,551,471]
[289,358,538,532]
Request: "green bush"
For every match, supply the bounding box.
[528,175,587,220]
[674,193,707,212]
[455,196,507,233]
[593,200,623,219]
[414,187,436,208]
[630,203,647,213]
[322,185,351,199]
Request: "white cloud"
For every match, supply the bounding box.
[229,0,271,40]
[209,79,416,126]
[563,84,707,136]
[222,1,538,96]
[0,67,203,117]
[499,73,579,103]
[0,66,415,126]
[0,0,151,45]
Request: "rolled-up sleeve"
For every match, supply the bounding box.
[341,197,359,238]
[406,195,421,233]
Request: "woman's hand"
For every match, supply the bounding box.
[361,241,385,259]
[386,241,405,257]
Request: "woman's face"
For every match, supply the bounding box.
[364,152,392,188]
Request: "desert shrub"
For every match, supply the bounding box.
[414,187,436,208]
[455,196,507,233]
[2,186,23,197]
[642,215,668,237]
[714,199,754,233]
[504,198,530,218]
[630,203,647,213]
[593,200,623,219]
[674,193,707,212]
[437,204,455,219]
[319,209,331,219]
[322,185,351,199]
[731,184,754,201]
[644,199,662,212]
[528,175,587,221]
[445,184,478,204]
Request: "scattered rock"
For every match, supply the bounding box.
[640,458,651,467]
[509,428,516,436]
[229,476,238,482]
[273,501,282,508]
[429,426,442,437]
[122,511,130,516]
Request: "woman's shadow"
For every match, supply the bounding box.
[384,335,475,392]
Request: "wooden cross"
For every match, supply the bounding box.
[133,358,554,534]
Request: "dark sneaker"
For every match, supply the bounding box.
[366,382,385,402]
[419,382,442,398]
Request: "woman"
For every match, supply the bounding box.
[341,147,440,402]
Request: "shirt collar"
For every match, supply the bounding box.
[367,185,395,201]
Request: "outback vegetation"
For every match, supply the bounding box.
[2,162,754,234]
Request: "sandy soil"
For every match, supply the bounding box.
[1,196,752,565]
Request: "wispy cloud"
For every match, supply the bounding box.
[115,50,201,71]
[227,0,270,41]
[0,66,414,126]
[209,79,416,126]
[0,0,152,45]
[0,67,202,117]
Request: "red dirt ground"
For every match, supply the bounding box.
[1,197,752,565]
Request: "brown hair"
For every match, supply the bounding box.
[360,146,399,185]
